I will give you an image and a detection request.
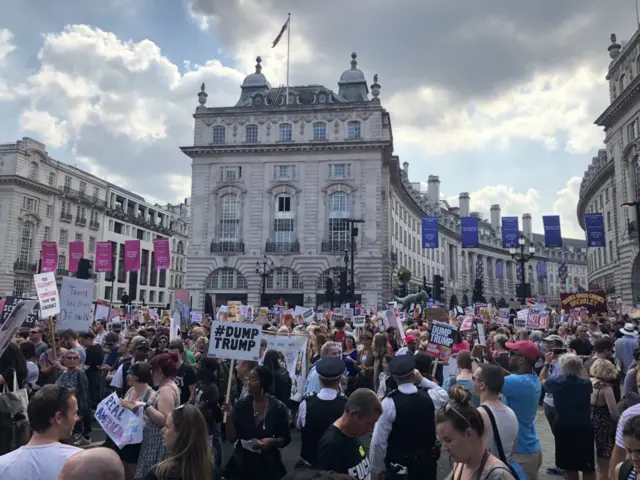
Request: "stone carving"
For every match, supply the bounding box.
[266,123,271,136]
[232,124,238,137]
[334,120,340,135]
[203,118,214,126]
[300,122,305,135]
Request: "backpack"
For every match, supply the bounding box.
[0,384,29,455]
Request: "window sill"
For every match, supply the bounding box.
[311,139,329,143]
[344,137,362,141]
[276,140,294,144]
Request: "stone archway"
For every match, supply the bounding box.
[489,297,497,307]
[632,255,640,303]
[449,294,459,310]
[462,294,469,307]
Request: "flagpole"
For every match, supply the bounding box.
[286,12,291,105]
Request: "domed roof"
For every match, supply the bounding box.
[242,56,271,89]
[339,52,366,84]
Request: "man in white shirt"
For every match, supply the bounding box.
[395,334,417,356]
[0,385,81,480]
[57,447,124,480]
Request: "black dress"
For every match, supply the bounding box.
[223,394,291,480]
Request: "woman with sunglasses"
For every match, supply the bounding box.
[141,404,213,480]
[55,349,91,446]
[436,386,515,480]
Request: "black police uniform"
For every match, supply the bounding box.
[381,355,437,480]
[299,357,347,466]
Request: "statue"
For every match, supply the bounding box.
[394,290,429,312]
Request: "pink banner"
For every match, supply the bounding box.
[41,241,58,273]
[124,240,141,272]
[153,238,171,270]
[95,242,113,272]
[68,241,84,273]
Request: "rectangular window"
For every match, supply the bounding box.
[159,292,164,303]
[274,165,295,180]
[46,204,52,217]
[93,186,99,199]
[274,218,295,243]
[328,218,350,244]
[13,280,28,298]
[43,226,50,241]
[279,123,292,141]
[79,181,87,194]
[221,269,234,289]
[630,119,639,141]
[59,229,68,247]
[313,123,327,140]
[329,163,350,179]
[64,175,72,189]
[220,166,242,182]
[212,126,226,144]
[48,172,55,186]
[347,121,361,139]
[278,196,291,212]
[75,232,83,243]
[89,236,96,253]
[23,196,37,212]
[609,240,614,263]
[245,124,259,142]
[607,211,612,230]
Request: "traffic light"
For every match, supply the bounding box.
[473,278,484,303]
[433,274,443,302]
[339,270,348,302]
[325,277,335,306]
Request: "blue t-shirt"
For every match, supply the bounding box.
[502,373,542,454]
[443,377,480,406]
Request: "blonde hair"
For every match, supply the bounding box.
[590,358,617,382]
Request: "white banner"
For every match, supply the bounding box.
[56,277,94,332]
[208,321,262,361]
[94,393,144,449]
[265,333,309,402]
[33,272,60,317]
[352,316,366,327]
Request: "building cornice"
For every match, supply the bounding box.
[180,140,389,157]
[576,161,615,230]
[595,73,640,128]
[0,175,61,195]
[193,102,382,117]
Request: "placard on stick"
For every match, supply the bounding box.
[208,321,263,361]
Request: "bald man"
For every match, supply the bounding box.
[58,448,124,480]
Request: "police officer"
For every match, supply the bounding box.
[369,355,437,480]
[296,357,348,467]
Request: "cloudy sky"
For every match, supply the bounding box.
[0,1,635,239]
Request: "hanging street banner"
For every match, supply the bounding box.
[41,241,58,273]
[585,213,605,247]
[421,216,439,248]
[461,216,479,248]
[560,290,607,313]
[208,321,262,361]
[501,217,519,248]
[153,238,171,270]
[543,215,563,248]
[124,239,141,272]
[95,241,113,272]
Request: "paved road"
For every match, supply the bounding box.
[88,407,557,480]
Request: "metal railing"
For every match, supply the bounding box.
[210,241,245,254]
[265,241,299,253]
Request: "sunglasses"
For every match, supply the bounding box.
[442,402,471,428]
[66,356,79,360]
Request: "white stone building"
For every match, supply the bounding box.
[0,137,188,306]
[585,31,640,305]
[183,54,587,310]
[163,200,190,305]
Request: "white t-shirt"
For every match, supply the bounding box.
[0,442,81,480]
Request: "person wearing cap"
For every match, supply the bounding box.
[615,323,639,378]
[395,334,417,356]
[539,334,565,476]
[109,336,150,395]
[296,357,347,467]
[473,340,542,480]
[369,355,437,480]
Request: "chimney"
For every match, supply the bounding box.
[522,213,532,241]
[490,204,501,230]
[427,175,440,207]
[402,161,409,175]
[459,192,470,217]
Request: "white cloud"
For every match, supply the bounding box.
[0,28,16,101]
[446,177,585,239]
[553,176,583,238]
[388,65,606,155]
[19,110,70,148]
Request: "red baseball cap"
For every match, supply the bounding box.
[405,334,416,343]
[505,340,540,361]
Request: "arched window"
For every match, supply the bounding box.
[205,268,247,290]
[347,121,361,139]
[245,124,259,143]
[177,240,184,255]
[18,221,34,266]
[219,194,241,240]
[328,192,350,247]
[317,267,348,290]
[266,267,302,289]
[28,162,39,180]
[212,125,226,144]
[313,122,327,140]
[279,123,292,141]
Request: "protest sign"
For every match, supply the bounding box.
[426,321,455,360]
[515,310,528,329]
[34,272,60,317]
[424,308,448,322]
[459,317,474,331]
[56,277,94,332]
[94,392,144,449]
[208,321,262,361]
[265,333,309,401]
[526,310,550,330]
[0,299,38,358]
[190,311,203,324]
[497,308,510,325]
[352,315,366,328]
[560,291,607,313]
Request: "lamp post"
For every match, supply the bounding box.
[255,255,274,307]
[509,237,535,304]
[343,249,350,304]
[344,218,364,304]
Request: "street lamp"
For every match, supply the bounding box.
[509,237,535,304]
[343,249,350,304]
[255,256,274,307]
[344,218,364,304]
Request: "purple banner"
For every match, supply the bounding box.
[41,241,58,273]
[461,216,479,248]
[585,213,605,247]
[95,242,113,272]
[421,216,439,248]
[543,215,562,248]
[153,238,171,270]
[124,240,141,272]
[501,217,519,248]
[68,241,84,273]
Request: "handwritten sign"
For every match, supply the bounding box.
[352,315,366,327]
[56,277,94,332]
[34,272,60,317]
[208,321,262,361]
[94,393,144,449]
[560,291,607,313]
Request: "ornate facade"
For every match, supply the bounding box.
[584,30,640,305]
[183,54,587,310]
